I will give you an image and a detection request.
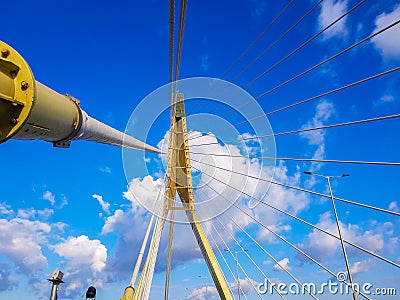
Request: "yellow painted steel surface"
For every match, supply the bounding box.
[0,40,35,142]
[0,40,80,143]
[169,94,233,300]
[132,93,232,299]
[120,286,134,300]
[14,82,80,142]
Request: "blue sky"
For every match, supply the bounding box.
[1,0,400,299]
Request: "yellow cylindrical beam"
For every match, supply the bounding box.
[0,40,160,153]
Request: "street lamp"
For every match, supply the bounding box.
[85,286,96,299]
[198,275,208,299]
[303,171,357,300]
[225,249,248,300]
[48,269,64,300]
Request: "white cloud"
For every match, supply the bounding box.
[37,208,54,219]
[92,194,111,214]
[0,202,14,216]
[185,131,309,253]
[103,181,203,279]
[41,191,68,209]
[101,177,170,279]
[53,235,107,296]
[318,0,349,39]
[54,235,107,273]
[99,165,112,174]
[102,209,125,234]
[231,277,258,295]
[388,201,399,212]
[58,195,68,209]
[188,278,257,299]
[372,5,400,59]
[188,285,218,300]
[300,100,335,178]
[42,190,55,205]
[104,130,309,279]
[123,175,164,214]
[351,259,371,276]
[16,208,54,220]
[0,264,18,291]
[298,212,385,262]
[0,218,50,273]
[0,205,70,294]
[17,208,36,219]
[300,100,335,146]
[273,257,290,271]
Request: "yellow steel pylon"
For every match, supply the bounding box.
[129,93,232,300]
[165,93,232,299]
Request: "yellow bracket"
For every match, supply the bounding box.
[0,41,35,143]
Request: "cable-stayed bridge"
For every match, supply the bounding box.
[1,0,399,299]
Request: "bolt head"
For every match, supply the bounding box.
[1,49,10,58]
[10,118,18,125]
[21,81,29,91]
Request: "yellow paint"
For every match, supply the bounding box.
[0,40,35,142]
[0,40,81,144]
[120,286,134,300]
[167,93,233,299]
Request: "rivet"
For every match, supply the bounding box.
[10,118,18,125]
[21,81,29,91]
[1,49,10,58]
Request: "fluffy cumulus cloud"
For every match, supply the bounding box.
[253,163,308,243]
[318,0,349,39]
[103,129,310,285]
[0,218,50,273]
[231,278,259,295]
[187,278,257,299]
[273,257,291,272]
[298,212,389,263]
[0,203,72,294]
[188,285,218,300]
[101,175,164,280]
[350,259,371,276]
[372,4,400,59]
[0,201,104,296]
[53,235,107,296]
[102,173,204,280]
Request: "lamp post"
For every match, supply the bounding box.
[198,275,208,299]
[48,270,64,300]
[225,249,248,300]
[303,171,357,300]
